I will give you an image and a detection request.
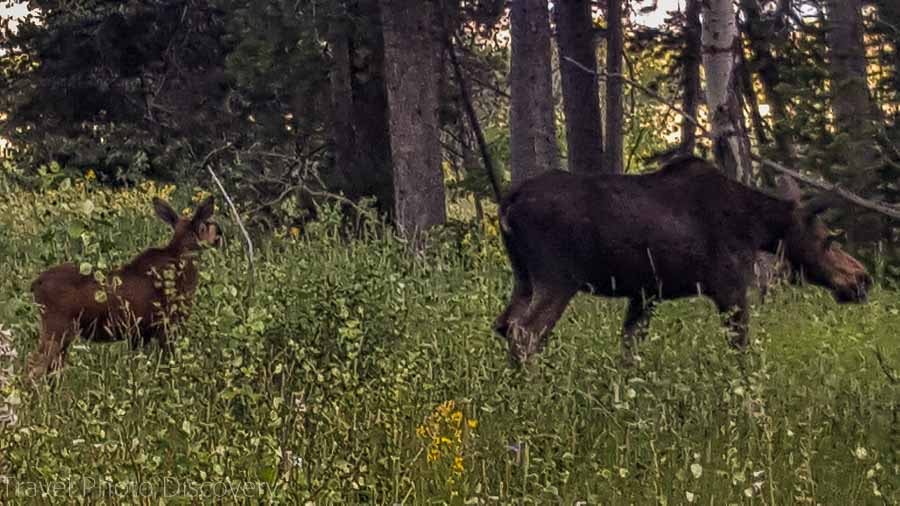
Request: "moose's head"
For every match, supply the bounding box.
[153,197,222,252]
[778,177,871,303]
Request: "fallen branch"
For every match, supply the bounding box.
[197,143,257,295]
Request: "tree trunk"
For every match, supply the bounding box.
[327,7,357,199]
[701,0,753,183]
[350,0,395,216]
[825,0,886,244]
[605,0,625,174]
[510,0,560,184]
[679,0,702,155]
[381,0,446,237]
[825,0,881,180]
[555,0,604,174]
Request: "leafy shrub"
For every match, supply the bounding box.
[0,170,897,504]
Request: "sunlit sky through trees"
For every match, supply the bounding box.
[3,1,686,29]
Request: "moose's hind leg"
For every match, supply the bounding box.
[621,297,657,365]
[507,283,577,364]
[711,289,750,349]
[494,278,533,340]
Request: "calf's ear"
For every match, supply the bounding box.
[192,196,215,224]
[153,198,180,229]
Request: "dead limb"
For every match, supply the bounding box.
[754,157,900,221]
[197,143,257,295]
[442,8,503,203]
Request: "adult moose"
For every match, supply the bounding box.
[494,156,871,365]
[27,197,221,379]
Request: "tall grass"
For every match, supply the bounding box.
[0,177,897,504]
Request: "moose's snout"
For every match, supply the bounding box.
[202,221,224,248]
[834,273,871,304]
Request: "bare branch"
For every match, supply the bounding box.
[561,56,710,138]
[197,142,257,295]
[754,157,900,221]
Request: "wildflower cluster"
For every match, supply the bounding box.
[416,400,478,486]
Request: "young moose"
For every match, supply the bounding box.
[494,156,871,365]
[27,197,221,379]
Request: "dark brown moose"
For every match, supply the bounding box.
[27,197,221,379]
[494,156,871,365]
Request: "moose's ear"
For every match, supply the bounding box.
[153,198,180,229]
[192,196,215,224]
[777,176,802,202]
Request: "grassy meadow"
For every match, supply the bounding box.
[0,172,898,505]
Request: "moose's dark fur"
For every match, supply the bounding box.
[494,156,871,365]
[27,197,222,379]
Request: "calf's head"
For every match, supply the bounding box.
[153,196,222,251]
[778,178,871,303]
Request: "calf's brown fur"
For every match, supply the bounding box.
[27,197,221,379]
[495,156,871,365]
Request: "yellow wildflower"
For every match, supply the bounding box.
[427,448,440,462]
[289,226,301,238]
[451,411,463,426]
[84,169,96,181]
[453,456,464,473]
[192,189,212,202]
[467,419,478,429]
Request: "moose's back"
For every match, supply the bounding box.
[499,162,791,299]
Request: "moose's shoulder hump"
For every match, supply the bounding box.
[660,155,719,177]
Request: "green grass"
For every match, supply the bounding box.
[0,181,897,505]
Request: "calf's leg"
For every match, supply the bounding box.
[27,314,78,380]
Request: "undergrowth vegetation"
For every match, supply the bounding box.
[0,169,898,504]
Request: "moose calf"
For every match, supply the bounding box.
[27,197,221,379]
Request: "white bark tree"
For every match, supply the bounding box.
[701,0,753,183]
